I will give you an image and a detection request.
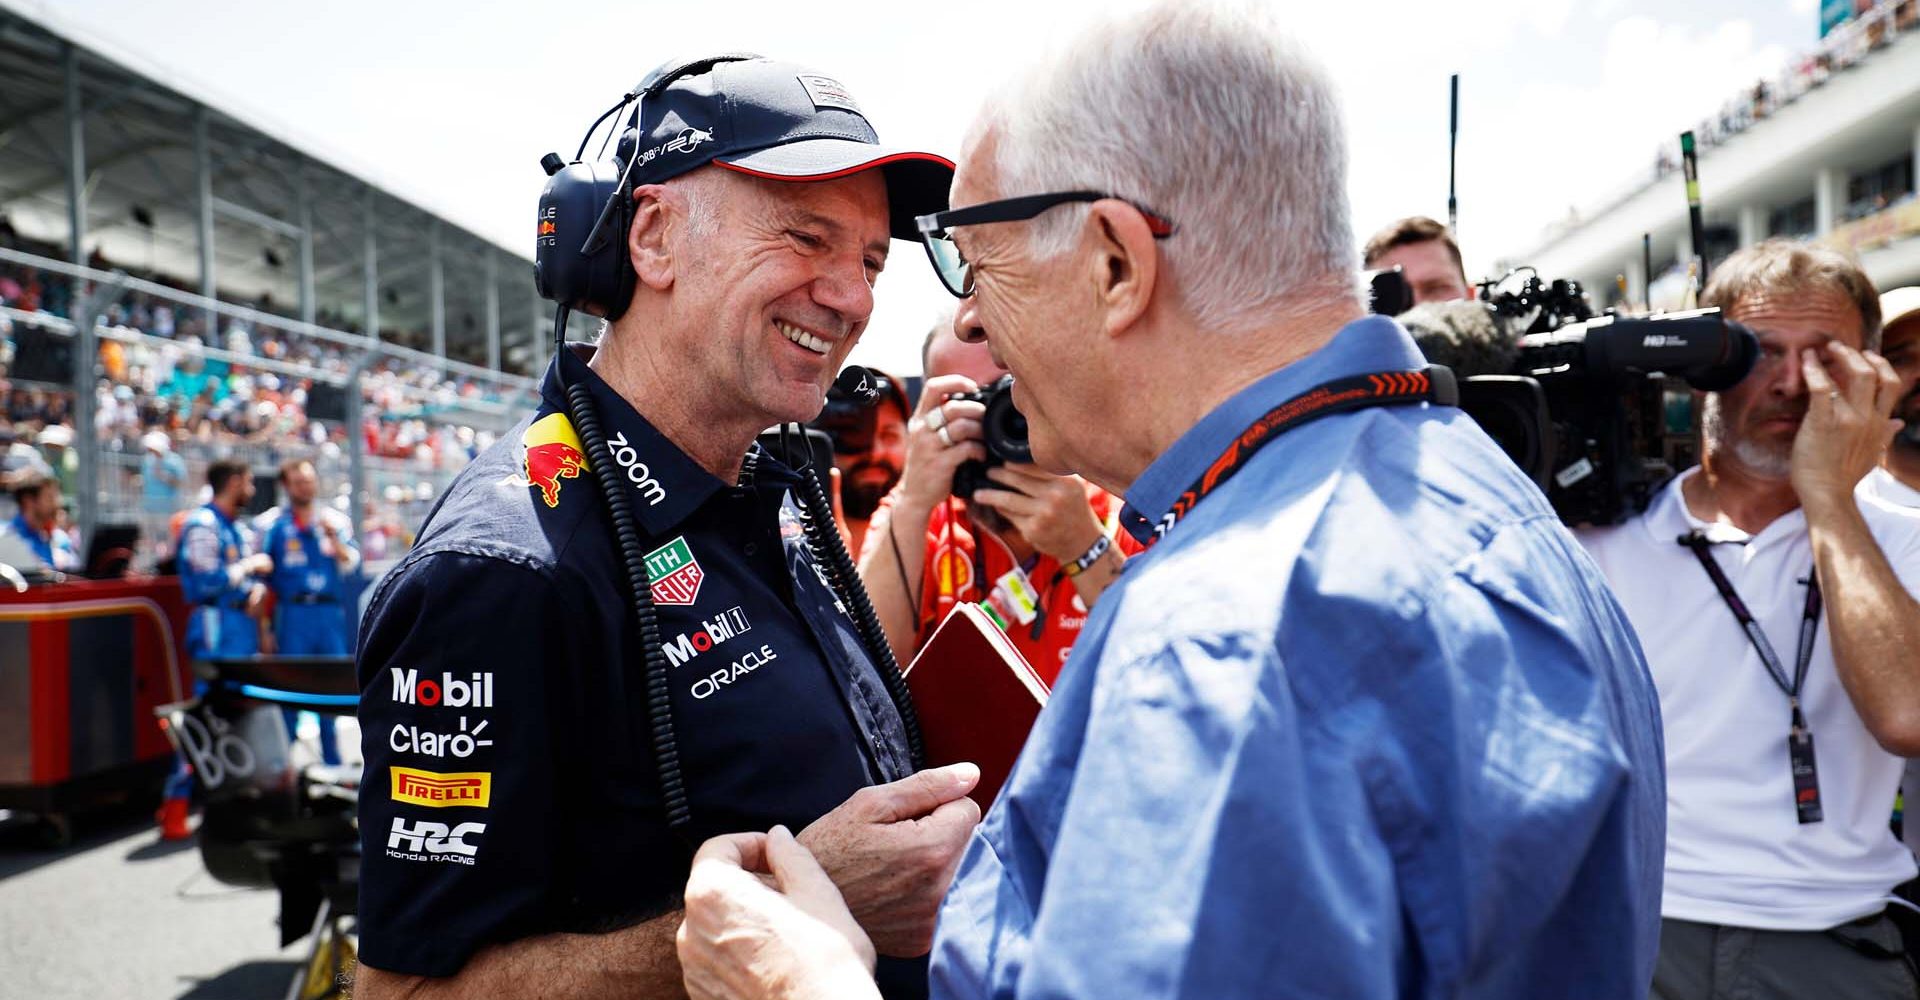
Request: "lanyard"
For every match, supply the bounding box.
[1677,531,1823,732]
[1136,367,1458,546]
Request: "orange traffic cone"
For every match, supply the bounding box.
[156,797,192,841]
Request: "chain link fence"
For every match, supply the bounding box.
[0,245,540,577]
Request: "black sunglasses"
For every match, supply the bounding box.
[914,191,1176,298]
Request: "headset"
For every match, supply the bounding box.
[534,55,925,834]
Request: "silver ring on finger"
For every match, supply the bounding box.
[937,424,954,447]
[925,405,947,431]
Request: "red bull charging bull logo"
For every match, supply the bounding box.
[522,413,589,508]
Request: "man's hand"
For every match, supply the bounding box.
[971,464,1106,562]
[244,582,271,620]
[797,762,982,957]
[894,375,988,515]
[1792,341,1903,516]
[678,827,880,1000]
[244,552,275,577]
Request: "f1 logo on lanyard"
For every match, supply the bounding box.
[1680,531,1824,824]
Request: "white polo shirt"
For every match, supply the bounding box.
[1579,469,1920,930]
[1864,466,1920,509]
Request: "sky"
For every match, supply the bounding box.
[11,0,1821,375]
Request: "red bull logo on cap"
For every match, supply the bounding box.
[522,413,589,508]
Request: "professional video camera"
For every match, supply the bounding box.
[1398,268,1758,526]
[949,375,1031,501]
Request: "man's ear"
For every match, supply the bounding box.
[1084,200,1159,339]
[628,184,677,291]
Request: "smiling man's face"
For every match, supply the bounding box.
[669,167,893,429]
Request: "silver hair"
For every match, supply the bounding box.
[975,1,1361,332]
[671,167,725,238]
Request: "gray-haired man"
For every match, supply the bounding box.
[676,4,1668,998]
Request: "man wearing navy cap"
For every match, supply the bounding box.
[353,57,975,999]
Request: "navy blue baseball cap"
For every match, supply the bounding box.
[626,56,953,240]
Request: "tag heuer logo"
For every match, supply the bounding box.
[645,536,704,606]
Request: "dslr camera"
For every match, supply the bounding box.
[949,375,1032,501]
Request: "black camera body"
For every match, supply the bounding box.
[1433,270,1758,526]
[950,375,1032,501]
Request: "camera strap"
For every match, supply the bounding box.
[1677,530,1825,824]
[1139,366,1457,546]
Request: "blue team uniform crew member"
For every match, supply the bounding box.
[177,459,272,658]
[258,458,359,766]
[1,471,78,573]
[158,458,273,840]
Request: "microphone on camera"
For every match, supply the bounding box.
[831,365,883,405]
[1396,300,1519,376]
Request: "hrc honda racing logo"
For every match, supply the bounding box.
[664,606,751,667]
[390,668,494,709]
[387,817,484,865]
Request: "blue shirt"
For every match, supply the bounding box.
[355,347,917,981]
[4,512,54,567]
[929,316,1666,999]
[177,502,261,658]
[258,506,358,602]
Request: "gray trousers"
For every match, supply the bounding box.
[1653,914,1918,1000]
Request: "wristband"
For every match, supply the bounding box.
[1061,534,1114,578]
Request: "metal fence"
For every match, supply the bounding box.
[0,245,541,575]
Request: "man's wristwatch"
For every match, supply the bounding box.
[1061,534,1115,578]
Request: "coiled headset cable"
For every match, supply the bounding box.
[777,421,926,769]
[551,309,927,835]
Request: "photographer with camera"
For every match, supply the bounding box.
[858,324,1132,678]
[1580,240,1920,999]
[811,368,912,556]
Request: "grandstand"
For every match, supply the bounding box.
[1507,0,1920,309]
[0,3,596,573]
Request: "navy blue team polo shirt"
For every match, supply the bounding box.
[355,345,916,978]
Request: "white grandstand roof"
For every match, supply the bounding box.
[0,0,522,261]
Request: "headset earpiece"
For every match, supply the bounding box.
[534,158,635,320]
[535,54,762,323]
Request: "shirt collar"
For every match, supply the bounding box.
[10,512,41,541]
[1120,315,1426,542]
[1639,466,1805,549]
[201,502,235,529]
[538,344,796,534]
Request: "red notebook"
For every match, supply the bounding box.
[904,602,1051,808]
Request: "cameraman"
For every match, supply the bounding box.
[1580,240,1920,999]
[1363,215,1472,306]
[858,325,1132,679]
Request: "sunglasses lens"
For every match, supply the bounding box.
[922,233,971,297]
